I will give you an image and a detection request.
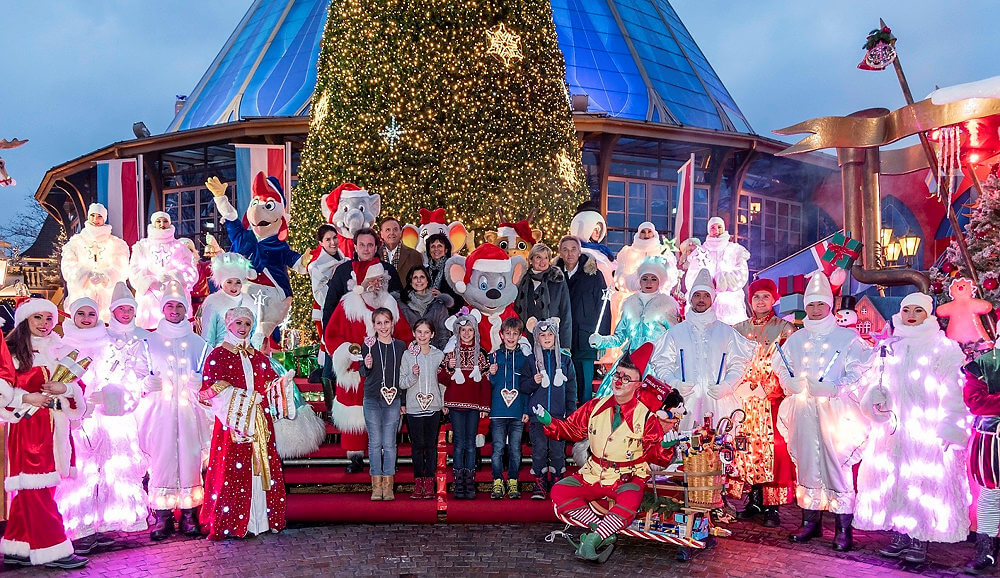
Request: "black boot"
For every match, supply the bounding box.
[345,453,364,474]
[738,485,764,520]
[832,513,854,552]
[149,509,175,541]
[789,509,822,543]
[178,508,201,537]
[966,533,998,574]
[452,469,464,498]
[761,506,780,528]
[463,469,477,499]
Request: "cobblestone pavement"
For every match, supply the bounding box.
[0,513,980,577]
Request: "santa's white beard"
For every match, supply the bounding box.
[361,290,389,309]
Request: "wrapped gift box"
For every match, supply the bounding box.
[778,274,807,296]
[821,232,862,270]
[778,294,805,317]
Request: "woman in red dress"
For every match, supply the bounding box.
[198,306,286,540]
[1,298,88,569]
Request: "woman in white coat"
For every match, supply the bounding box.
[60,203,130,322]
[55,297,148,553]
[128,212,198,329]
[854,292,969,563]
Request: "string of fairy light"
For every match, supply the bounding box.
[289,0,588,335]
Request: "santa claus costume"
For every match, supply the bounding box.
[731,278,797,525]
[199,307,286,540]
[2,299,88,569]
[137,281,213,540]
[199,253,258,348]
[60,203,131,323]
[854,292,969,561]
[128,211,198,329]
[649,268,753,431]
[773,272,874,551]
[683,217,750,324]
[55,297,149,549]
[324,261,413,472]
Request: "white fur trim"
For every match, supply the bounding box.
[331,343,361,392]
[1,538,29,558]
[52,412,72,478]
[455,281,467,293]
[29,538,74,565]
[5,471,60,491]
[331,398,367,433]
[273,406,326,459]
[473,258,510,273]
[497,226,516,239]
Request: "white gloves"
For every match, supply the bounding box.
[806,377,838,398]
[213,194,239,222]
[99,384,126,417]
[146,374,163,393]
[588,334,601,348]
[785,375,807,395]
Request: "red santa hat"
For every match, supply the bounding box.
[455,244,510,294]
[321,182,369,223]
[350,260,388,293]
[242,172,289,240]
[14,298,59,328]
[497,219,537,244]
[747,278,779,303]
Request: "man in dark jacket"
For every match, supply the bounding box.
[321,228,403,332]
[514,243,572,345]
[554,235,610,403]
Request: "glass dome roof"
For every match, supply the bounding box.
[168,0,753,134]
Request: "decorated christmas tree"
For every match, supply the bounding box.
[289,0,588,331]
[929,167,1000,308]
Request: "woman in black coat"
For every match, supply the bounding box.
[514,242,572,346]
[398,265,453,350]
[553,236,609,403]
[424,233,463,314]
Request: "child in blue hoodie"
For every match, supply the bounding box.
[521,318,577,499]
[488,317,529,499]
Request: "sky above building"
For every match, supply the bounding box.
[1,1,996,240]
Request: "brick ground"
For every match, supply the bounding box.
[0,508,981,577]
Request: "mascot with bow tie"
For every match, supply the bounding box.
[206,173,300,349]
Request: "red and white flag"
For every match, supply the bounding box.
[235,144,287,213]
[96,159,140,245]
[674,153,695,243]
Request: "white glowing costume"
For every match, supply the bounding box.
[54,320,149,539]
[854,313,970,542]
[60,223,130,323]
[684,231,749,325]
[128,222,198,329]
[773,314,874,514]
[136,317,213,510]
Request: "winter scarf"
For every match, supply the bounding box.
[427,257,448,291]
[406,290,437,317]
[516,267,562,320]
[802,313,838,336]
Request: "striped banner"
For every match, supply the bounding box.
[96,158,140,245]
[234,144,287,214]
[674,153,695,243]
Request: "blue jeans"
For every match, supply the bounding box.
[450,409,480,470]
[363,397,401,475]
[490,419,524,480]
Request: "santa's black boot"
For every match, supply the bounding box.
[966,533,998,574]
[345,453,365,474]
[788,509,822,543]
[832,513,854,552]
[178,508,201,537]
[150,510,175,541]
[738,485,764,520]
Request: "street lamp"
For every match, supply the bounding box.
[884,241,902,264]
[879,227,894,250]
[899,234,920,259]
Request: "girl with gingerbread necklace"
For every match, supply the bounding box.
[360,307,407,501]
[399,319,446,499]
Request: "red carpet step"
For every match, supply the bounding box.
[286,492,438,523]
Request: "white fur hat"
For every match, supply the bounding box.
[803,271,834,309]
[150,211,171,224]
[68,297,99,317]
[900,292,934,314]
[14,298,58,327]
[631,258,669,292]
[88,203,108,220]
[109,281,137,312]
[224,306,255,328]
[708,216,726,229]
